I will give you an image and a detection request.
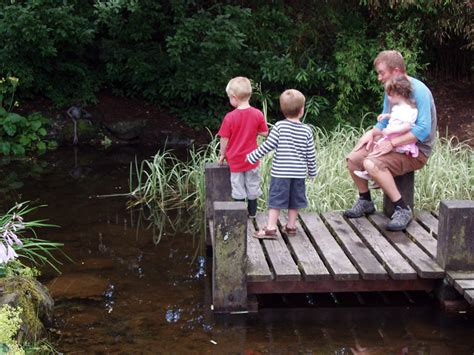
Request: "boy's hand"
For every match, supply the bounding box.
[377,113,390,122]
[218,155,226,165]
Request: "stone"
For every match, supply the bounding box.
[47,273,109,301]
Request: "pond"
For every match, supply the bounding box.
[2,146,474,353]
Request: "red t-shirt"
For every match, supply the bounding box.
[217,107,268,172]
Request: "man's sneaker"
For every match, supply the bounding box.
[343,199,375,218]
[386,206,412,231]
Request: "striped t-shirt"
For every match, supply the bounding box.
[247,119,317,178]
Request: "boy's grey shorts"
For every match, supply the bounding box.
[230,168,262,200]
[268,177,307,209]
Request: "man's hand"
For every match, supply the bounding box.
[217,155,226,165]
[369,138,393,157]
[353,130,374,152]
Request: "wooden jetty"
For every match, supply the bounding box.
[205,164,474,313]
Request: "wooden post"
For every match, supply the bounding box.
[436,200,474,270]
[205,163,232,246]
[383,171,414,217]
[213,201,247,313]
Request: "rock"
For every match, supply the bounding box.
[102,120,148,141]
[0,276,55,340]
[47,273,109,301]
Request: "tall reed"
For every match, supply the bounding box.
[129,127,473,214]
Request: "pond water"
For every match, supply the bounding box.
[2,147,474,354]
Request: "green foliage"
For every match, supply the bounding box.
[0,304,24,354]
[94,0,168,99]
[0,77,57,156]
[0,0,98,105]
[1,1,472,128]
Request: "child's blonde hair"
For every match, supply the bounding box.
[226,76,252,100]
[280,89,305,118]
[385,75,416,107]
[374,50,406,73]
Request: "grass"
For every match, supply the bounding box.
[129,126,473,214]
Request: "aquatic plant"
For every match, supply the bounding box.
[0,202,64,273]
[129,126,473,214]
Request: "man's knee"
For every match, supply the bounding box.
[347,150,367,170]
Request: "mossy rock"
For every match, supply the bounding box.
[0,276,54,342]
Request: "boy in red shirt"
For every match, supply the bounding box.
[217,76,268,217]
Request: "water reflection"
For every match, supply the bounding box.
[2,147,474,353]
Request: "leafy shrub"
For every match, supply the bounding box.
[0,0,98,105]
[0,77,57,156]
[94,0,169,100]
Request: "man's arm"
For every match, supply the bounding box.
[353,127,384,152]
[218,137,228,165]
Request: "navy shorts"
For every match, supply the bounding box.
[268,177,308,209]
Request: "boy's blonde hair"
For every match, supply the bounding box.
[226,76,252,100]
[280,89,305,118]
[374,50,406,73]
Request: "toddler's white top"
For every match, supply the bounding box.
[387,103,418,130]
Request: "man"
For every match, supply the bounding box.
[344,50,437,231]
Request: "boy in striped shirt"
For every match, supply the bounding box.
[247,89,317,239]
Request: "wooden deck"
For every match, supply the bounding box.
[245,211,444,294]
[205,164,474,312]
[446,271,474,305]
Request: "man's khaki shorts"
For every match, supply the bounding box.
[347,147,428,177]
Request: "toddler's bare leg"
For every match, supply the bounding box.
[287,209,298,229]
[267,208,280,230]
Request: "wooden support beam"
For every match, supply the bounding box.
[247,278,435,294]
[436,200,474,270]
[205,163,232,246]
[213,201,247,313]
[383,171,414,217]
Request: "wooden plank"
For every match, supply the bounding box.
[446,271,474,284]
[246,220,273,282]
[465,290,474,304]
[416,211,438,237]
[255,213,300,282]
[405,220,438,258]
[370,213,445,279]
[208,219,214,249]
[279,214,331,280]
[247,278,435,294]
[299,212,359,280]
[322,212,388,280]
[346,217,417,280]
[453,279,474,294]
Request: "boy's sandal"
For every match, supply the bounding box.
[253,227,277,240]
[284,224,297,236]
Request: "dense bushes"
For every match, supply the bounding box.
[0,0,97,106]
[0,0,472,130]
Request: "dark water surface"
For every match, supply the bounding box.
[2,147,474,354]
